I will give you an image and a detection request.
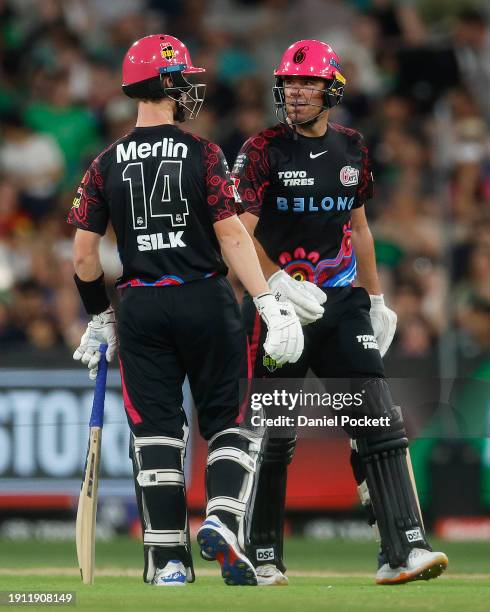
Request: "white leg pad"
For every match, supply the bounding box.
[137,469,185,487]
[144,529,187,547]
[131,431,190,582]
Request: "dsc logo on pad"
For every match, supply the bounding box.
[256,548,275,561]
[405,528,423,543]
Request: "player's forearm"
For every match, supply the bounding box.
[239,212,280,280]
[74,252,103,281]
[73,230,103,281]
[351,225,381,295]
[215,217,269,297]
[252,236,280,280]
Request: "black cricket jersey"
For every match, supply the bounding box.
[232,122,373,287]
[67,124,237,288]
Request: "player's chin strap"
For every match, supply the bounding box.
[130,425,195,583]
[205,427,263,551]
[276,106,328,133]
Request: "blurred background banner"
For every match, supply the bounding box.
[0,0,489,541]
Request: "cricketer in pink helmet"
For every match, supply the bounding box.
[121,34,206,121]
[273,39,347,126]
[233,37,448,588]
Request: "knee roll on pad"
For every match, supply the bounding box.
[205,427,262,550]
[342,378,406,441]
[353,379,430,568]
[263,436,296,465]
[131,431,195,582]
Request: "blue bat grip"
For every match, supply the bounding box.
[89,343,108,428]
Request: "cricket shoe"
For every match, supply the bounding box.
[256,564,289,586]
[376,548,448,585]
[197,516,257,586]
[152,560,187,586]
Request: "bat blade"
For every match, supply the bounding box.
[75,343,108,585]
[407,449,425,530]
[76,427,103,584]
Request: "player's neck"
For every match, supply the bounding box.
[136,100,175,127]
[294,111,329,138]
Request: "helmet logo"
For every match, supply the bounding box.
[293,46,308,64]
[160,42,175,61]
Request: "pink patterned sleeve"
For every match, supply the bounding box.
[203,141,238,222]
[67,157,109,235]
[231,134,272,217]
[355,140,374,207]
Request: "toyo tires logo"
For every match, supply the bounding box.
[293,46,309,64]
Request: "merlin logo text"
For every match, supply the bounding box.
[117,138,188,163]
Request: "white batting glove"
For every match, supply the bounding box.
[268,270,326,326]
[369,295,397,357]
[73,308,117,379]
[253,292,304,365]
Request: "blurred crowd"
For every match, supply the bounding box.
[0,0,488,372]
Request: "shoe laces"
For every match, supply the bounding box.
[257,564,279,577]
[408,548,426,561]
[154,560,184,577]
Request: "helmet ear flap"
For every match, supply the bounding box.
[272,76,284,105]
[122,76,166,99]
[121,71,191,101]
[167,70,192,91]
[324,88,337,109]
[323,74,345,108]
[272,76,288,124]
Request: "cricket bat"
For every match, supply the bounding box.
[407,448,425,530]
[76,344,108,585]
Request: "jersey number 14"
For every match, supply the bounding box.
[122,160,189,230]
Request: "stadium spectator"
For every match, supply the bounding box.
[22,70,100,185]
[0,112,64,220]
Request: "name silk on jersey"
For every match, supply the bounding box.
[67,124,237,287]
[232,123,374,287]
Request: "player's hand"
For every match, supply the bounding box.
[253,293,304,365]
[74,308,117,379]
[268,270,326,326]
[369,295,397,357]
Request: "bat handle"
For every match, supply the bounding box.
[89,343,108,428]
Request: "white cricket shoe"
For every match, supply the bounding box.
[376,548,448,585]
[197,515,257,586]
[152,560,187,586]
[256,564,289,586]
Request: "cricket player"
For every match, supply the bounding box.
[68,34,304,587]
[232,39,448,586]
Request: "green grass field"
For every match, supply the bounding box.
[0,537,489,611]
